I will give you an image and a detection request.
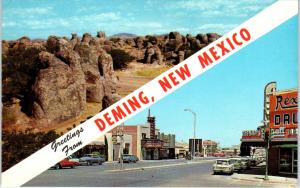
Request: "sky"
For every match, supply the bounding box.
[2,0,276,40]
[126,15,298,147]
[2,0,297,147]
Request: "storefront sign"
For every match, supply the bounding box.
[142,140,163,148]
[269,90,298,138]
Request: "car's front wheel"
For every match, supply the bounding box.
[54,164,60,170]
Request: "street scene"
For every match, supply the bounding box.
[24,81,298,187]
[25,158,296,187]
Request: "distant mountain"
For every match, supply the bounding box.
[110,33,137,38]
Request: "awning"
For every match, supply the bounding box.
[273,144,298,148]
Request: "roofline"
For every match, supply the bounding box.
[273,88,298,95]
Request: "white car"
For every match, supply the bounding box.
[68,155,80,165]
[213,159,234,174]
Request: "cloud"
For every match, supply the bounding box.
[3,12,121,30]
[4,7,53,16]
[197,23,238,34]
[168,0,276,17]
[2,21,17,28]
[122,21,162,29]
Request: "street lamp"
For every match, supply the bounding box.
[184,109,196,160]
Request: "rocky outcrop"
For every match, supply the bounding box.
[32,51,85,122]
[2,33,120,124]
[107,31,221,65]
[144,44,163,65]
[2,30,220,125]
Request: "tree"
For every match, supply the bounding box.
[109,49,134,70]
[2,129,60,171]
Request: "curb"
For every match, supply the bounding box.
[231,174,297,184]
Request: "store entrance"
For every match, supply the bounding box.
[279,147,297,175]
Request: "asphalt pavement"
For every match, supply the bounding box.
[24,158,297,187]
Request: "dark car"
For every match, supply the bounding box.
[119,154,139,163]
[52,158,79,170]
[79,154,105,165]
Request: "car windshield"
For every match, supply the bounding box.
[216,160,228,165]
[83,154,92,157]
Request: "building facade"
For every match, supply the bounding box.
[240,82,297,176]
[158,132,176,159]
[81,109,176,161]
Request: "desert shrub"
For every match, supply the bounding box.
[2,129,60,171]
[109,38,121,43]
[109,49,134,70]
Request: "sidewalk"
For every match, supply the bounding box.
[232,173,297,184]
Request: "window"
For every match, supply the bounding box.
[142,133,146,139]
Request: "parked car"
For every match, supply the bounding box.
[52,158,79,170]
[68,155,80,165]
[249,157,258,166]
[229,158,243,172]
[240,157,251,169]
[79,154,104,165]
[119,154,139,163]
[213,159,234,174]
[213,153,225,157]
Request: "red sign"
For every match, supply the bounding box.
[241,130,262,140]
[269,90,298,138]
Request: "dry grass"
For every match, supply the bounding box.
[135,66,170,78]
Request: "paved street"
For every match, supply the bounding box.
[25,159,296,187]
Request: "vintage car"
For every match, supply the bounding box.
[52,158,79,170]
[119,154,139,163]
[68,155,80,165]
[213,159,234,174]
[79,154,105,166]
[229,158,244,172]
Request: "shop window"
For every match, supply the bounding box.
[279,148,292,173]
[142,133,146,139]
[293,149,297,174]
[123,143,130,154]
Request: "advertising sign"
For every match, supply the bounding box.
[269,90,298,138]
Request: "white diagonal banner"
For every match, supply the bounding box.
[1,0,298,186]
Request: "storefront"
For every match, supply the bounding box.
[273,144,297,175]
[141,139,163,160]
[240,84,297,176]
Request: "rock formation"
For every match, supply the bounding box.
[2,32,121,124]
[2,30,220,126]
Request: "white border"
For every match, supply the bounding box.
[1,0,298,186]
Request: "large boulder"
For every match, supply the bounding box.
[135,37,145,49]
[74,34,104,103]
[32,51,86,122]
[144,44,163,65]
